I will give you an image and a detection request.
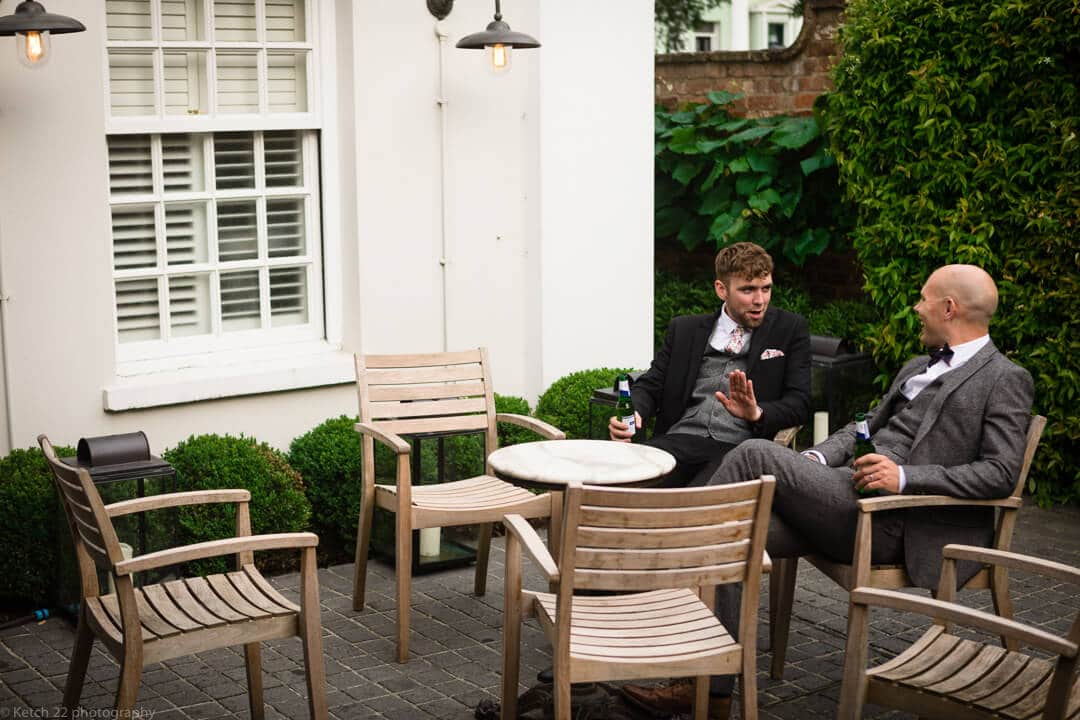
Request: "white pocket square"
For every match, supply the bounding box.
[760,348,785,360]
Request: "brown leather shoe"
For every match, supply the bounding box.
[620,678,732,719]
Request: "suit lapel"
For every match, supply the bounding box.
[745,308,777,375]
[911,341,999,449]
[682,313,716,406]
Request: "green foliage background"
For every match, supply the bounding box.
[656,91,853,266]
[823,0,1079,502]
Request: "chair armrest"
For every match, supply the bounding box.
[354,422,410,454]
[504,514,559,582]
[857,494,1021,513]
[850,587,1078,658]
[496,414,566,440]
[772,426,800,448]
[761,550,772,574]
[106,489,252,518]
[114,532,319,576]
[943,545,1080,586]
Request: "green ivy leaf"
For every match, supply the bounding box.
[698,185,732,215]
[700,160,726,192]
[706,90,742,106]
[727,125,775,144]
[772,117,821,149]
[748,189,782,211]
[728,157,751,173]
[672,158,703,185]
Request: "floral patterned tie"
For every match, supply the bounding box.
[724,326,745,355]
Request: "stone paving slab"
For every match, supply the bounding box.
[1,500,1077,719]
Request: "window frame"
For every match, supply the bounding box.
[99,0,348,407]
[102,0,331,367]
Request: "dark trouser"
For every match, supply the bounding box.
[705,439,906,695]
[643,432,737,488]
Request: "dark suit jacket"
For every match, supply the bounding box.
[814,341,1035,587]
[632,307,812,441]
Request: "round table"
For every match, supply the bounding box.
[488,440,676,564]
[487,439,676,490]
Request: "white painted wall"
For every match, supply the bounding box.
[536,0,656,389]
[0,0,655,455]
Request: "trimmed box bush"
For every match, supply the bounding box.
[537,368,634,440]
[0,445,73,607]
[164,434,311,575]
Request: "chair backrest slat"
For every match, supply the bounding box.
[367,379,486,402]
[356,348,497,446]
[363,349,482,368]
[562,479,774,593]
[39,435,124,574]
[578,500,757,530]
[576,540,750,571]
[576,520,754,549]
[368,397,487,421]
[365,364,484,385]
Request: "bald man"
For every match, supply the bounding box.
[623,265,1036,717]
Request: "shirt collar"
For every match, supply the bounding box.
[709,304,751,351]
[941,335,990,368]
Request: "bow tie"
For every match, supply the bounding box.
[928,344,954,367]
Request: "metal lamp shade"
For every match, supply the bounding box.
[0,1,86,36]
[456,19,539,49]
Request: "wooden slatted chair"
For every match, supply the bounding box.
[352,348,565,662]
[769,414,1047,680]
[838,544,1080,719]
[38,435,328,720]
[501,476,775,720]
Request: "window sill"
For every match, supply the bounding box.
[104,342,355,412]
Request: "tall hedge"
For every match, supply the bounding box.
[824,0,1079,502]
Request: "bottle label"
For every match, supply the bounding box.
[855,419,870,440]
[621,414,636,434]
[618,379,630,394]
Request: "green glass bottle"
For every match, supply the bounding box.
[615,373,636,437]
[853,412,876,495]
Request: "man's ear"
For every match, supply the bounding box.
[714,278,728,302]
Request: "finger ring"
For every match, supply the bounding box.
[869,473,874,482]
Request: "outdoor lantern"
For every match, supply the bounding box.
[430,0,539,74]
[0,0,85,68]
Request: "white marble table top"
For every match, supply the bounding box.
[487,440,676,488]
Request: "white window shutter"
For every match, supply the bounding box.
[220,269,261,330]
[269,266,307,326]
[115,277,161,342]
[106,0,152,41]
[111,205,158,269]
[108,135,154,195]
[264,131,302,187]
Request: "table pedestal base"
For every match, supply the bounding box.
[476,682,652,720]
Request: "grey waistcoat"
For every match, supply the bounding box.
[667,346,752,444]
[872,381,945,464]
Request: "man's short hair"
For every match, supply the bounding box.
[714,242,774,281]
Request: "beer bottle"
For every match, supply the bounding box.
[853,412,876,495]
[615,373,635,437]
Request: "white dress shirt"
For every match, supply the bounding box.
[708,304,753,353]
[804,335,991,492]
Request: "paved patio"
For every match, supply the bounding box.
[1,500,1077,720]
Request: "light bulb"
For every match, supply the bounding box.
[17,30,50,67]
[488,43,511,73]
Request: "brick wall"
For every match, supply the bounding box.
[655,0,846,118]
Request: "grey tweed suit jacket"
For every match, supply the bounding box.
[814,340,1035,588]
